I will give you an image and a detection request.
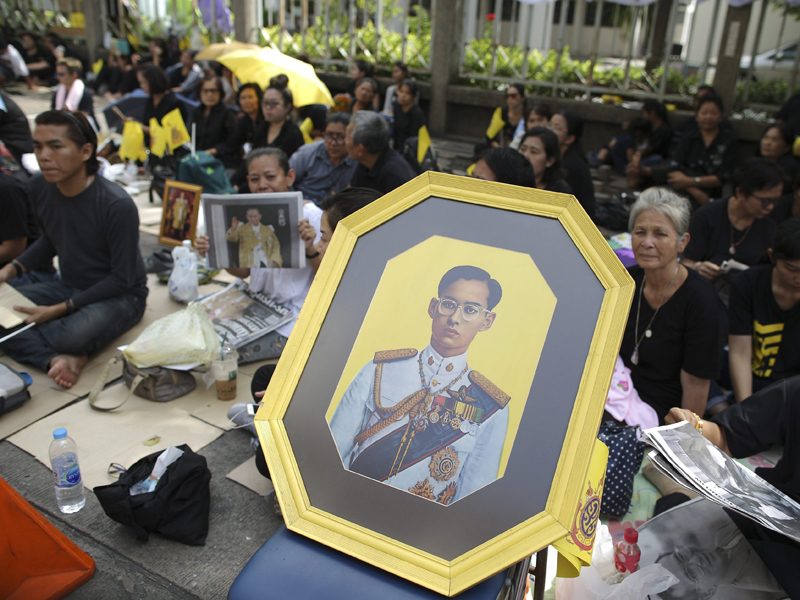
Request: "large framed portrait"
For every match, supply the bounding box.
[202,192,304,270]
[158,180,202,248]
[255,173,634,596]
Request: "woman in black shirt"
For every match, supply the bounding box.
[392,79,426,151]
[550,112,595,219]
[667,94,738,206]
[518,127,573,194]
[759,123,799,194]
[20,32,54,84]
[351,77,379,114]
[683,157,783,283]
[220,83,263,163]
[191,74,238,169]
[620,188,724,423]
[728,218,800,402]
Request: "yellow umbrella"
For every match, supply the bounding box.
[217,48,334,107]
[195,41,261,61]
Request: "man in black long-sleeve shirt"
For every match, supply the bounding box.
[0,110,147,388]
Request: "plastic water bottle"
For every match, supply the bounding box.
[49,428,86,514]
[613,528,641,577]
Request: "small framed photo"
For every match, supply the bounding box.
[158,180,202,248]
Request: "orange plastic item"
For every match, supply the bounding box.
[0,475,95,600]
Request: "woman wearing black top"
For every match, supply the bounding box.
[518,127,573,194]
[759,123,799,194]
[620,188,724,423]
[134,65,190,154]
[667,94,738,206]
[549,112,595,219]
[683,158,783,284]
[220,83,263,160]
[351,77,379,114]
[191,74,238,169]
[20,32,54,84]
[392,79,426,151]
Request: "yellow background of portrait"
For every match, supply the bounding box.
[325,235,557,476]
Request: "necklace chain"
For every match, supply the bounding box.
[632,266,679,365]
[418,354,469,398]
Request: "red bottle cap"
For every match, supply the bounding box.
[624,528,638,544]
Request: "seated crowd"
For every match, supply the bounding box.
[1,45,799,594]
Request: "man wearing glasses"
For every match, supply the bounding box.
[289,112,357,206]
[330,266,510,506]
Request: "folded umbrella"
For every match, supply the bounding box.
[217,48,334,107]
[103,89,149,132]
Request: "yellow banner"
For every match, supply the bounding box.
[485,106,505,140]
[149,118,167,158]
[161,108,190,152]
[299,116,314,145]
[119,121,147,162]
[553,439,608,579]
[417,125,431,166]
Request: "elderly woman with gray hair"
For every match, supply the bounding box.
[620,188,726,423]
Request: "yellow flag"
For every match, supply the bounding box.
[149,118,167,158]
[417,125,431,166]
[92,59,104,76]
[794,136,800,158]
[485,107,505,140]
[119,121,147,162]
[299,117,314,145]
[161,108,190,152]
[552,439,609,579]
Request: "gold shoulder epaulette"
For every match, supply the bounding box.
[373,348,418,363]
[469,371,510,408]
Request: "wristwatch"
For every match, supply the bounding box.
[694,176,701,184]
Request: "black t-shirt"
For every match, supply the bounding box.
[392,103,426,151]
[0,93,34,162]
[645,122,672,159]
[684,198,776,267]
[545,178,573,194]
[349,147,416,195]
[620,266,725,423]
[0,173,39,269]
[711,375,800,502]
[669,127,738,199]
[561,145,595,220]
[729,264,800,387]
[191,103,238,168]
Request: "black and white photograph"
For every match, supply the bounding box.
[202,192,304,270]
[637,498,786,600]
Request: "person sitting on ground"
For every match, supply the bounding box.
[771,170,800,224]
[727,218,800,404]
[0,91,34,165]
[620,187,725,424]
[664,376,800,599]
[0,110,148,388]
[51,58,95,126]
[0,35,36,90]
[667,94,738,206]
[219,83,263,176]
[166,49,202,96]
[683,157,783,284]
[758,122,798,194]
[471,147,537,188]
[670,84,719,150]
[549,111,596,219]
[605,117,652,175]
[639,99,672,164]
[290,112,357,206]
[476,83,527,154]
[0,171,56,285]
[351,77,379,115]
[518,127,573,194]
[346,110,416,195]
[196,148,322,360]
[346,59,379,109]
[526,101,551,131]
[103,51,138,100]
[133,64,190,145]
[391,78,426,152]
[44,33,67,63]
[382,61,412,116]
[190,73,237,172]
[146,38,171,70]
[20,33,54,85]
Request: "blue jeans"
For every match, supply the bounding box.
[10,269,57,287]
[0,281,146,372]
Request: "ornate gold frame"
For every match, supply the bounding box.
[158,179,202,248]
[255,172,634,596]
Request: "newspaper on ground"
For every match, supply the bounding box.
[643,421,800,543]
[198,279,292,348]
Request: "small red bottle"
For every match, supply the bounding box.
[613,528,641,575]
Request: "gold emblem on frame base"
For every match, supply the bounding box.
[255,172,634,596]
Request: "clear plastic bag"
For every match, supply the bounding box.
[168,241,199,303]
[123,303,220,368]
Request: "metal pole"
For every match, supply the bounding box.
[611,3,619,56]
[429,0,437,68]
[401,0,410,63]
[623,5,641,90]
[375,0,383,62]
[521,3,535,82]
[698,0,722,85]
[773,7,788,70]
[349,0,356,59]
[511,0,520,47]
[487,0,502,87]
[681,0,699,68]
[743,0,768,104]
[551,0,569,97]
[278,0,286,50]
[301,0,308,53]
[787,30,800,102]
[210,0,217,43]
[586,0,604,100]
[658,0,679,101]
[646,2,658,61]
[323,0,331,70]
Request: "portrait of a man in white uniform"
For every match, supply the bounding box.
[329,265,511,506]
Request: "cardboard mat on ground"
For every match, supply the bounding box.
[226,457,274,497]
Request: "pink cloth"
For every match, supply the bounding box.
[605,355,659,429]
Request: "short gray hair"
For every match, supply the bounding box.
[628,187,691,237]
[351,111,389,155]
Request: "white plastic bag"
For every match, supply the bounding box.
[168,241,199,303]
[123,302,220,367]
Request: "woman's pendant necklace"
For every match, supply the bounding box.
[631,347,639,365]
[729,245,736,256]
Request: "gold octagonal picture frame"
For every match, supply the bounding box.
[255,172,634,596]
